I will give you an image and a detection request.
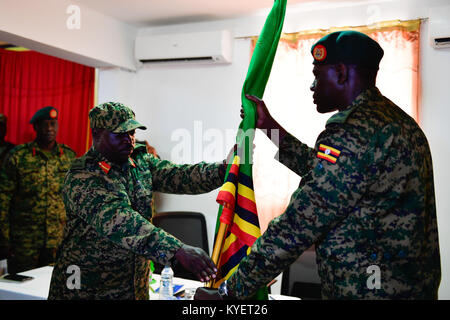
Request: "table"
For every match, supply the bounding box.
[0,266,52,300]
[0,266,299,300]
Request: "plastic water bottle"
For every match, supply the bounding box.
[159,265,174,300]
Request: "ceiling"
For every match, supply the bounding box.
[72,0,369,27]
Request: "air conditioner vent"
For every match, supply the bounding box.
[429,5,450,49]
[135,30,233,65]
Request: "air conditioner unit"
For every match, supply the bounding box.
[429,5,450,48]
[135,30,233,65]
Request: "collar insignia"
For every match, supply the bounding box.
[98,161,111,174]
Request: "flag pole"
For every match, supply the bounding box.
[207,220,228,288]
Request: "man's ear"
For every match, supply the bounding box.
[335,63,348,85]
[91,128,102,139]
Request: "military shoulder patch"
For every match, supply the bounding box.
[317,144,341,164]
[70,158,86,170]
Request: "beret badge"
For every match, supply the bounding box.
[313,44,327,61]
[50,109,58,119]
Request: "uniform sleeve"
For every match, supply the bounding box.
[227,127,369,299]
[63,171,183,265]
[149,155,223,194]
[0,153,17,246]
[276,133,317,177]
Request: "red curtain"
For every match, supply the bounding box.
[0,48,95,157]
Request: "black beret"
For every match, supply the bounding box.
[311,31,384,69]
[29,106,58,124]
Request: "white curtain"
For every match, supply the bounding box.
[253,20,421,233]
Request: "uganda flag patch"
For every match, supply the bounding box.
[317,144,341,164]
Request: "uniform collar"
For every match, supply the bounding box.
[89,146,137,175]
[326,87,381,126]
[30,140,63,157]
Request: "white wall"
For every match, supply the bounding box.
[99,41,249,254]
[420,22,450,301]
[0,0,137,70]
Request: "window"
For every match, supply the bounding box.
[253,20,421,232]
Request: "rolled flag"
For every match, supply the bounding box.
[210,0,287,300]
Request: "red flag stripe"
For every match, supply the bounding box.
[236,194,257,214]
[218,238,246,268]
[217,190,236,208]
[230,223,258,247]
[219,206,234,225]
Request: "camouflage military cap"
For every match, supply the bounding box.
[29,106,58,124]
[89,102,147,133]
[0,114,6,124]
[311,31,384,69]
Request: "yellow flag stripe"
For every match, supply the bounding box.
[222,232,237,253]
[221,181,237,195]
[237,183,256,202]
[233,214,261,239]
[222,264,240,281]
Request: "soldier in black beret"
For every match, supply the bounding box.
[0,106,77,274]
[29,106,60,153]
[197,31,440,300]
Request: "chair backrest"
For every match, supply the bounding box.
[281,250,322,299]
[152,211,209,280]
[152,211,209,255]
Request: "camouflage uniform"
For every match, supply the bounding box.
[48,101,224,300]
[0,141,76,273]
[227,87,441,299]
[48,145,223,300]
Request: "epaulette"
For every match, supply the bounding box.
[55,143,76,157]
[70,157,86,170]
[326,105,358,126]
[11,143,30,153]
[60,143,76,152]
[134,143,147,153]
[6,144,23,155]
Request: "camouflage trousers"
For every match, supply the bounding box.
[7,246,57,274]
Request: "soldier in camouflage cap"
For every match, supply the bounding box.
[88,101,147,133]
[48,101,229,299]
[196,31,441,300]
[0,107,76,272]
